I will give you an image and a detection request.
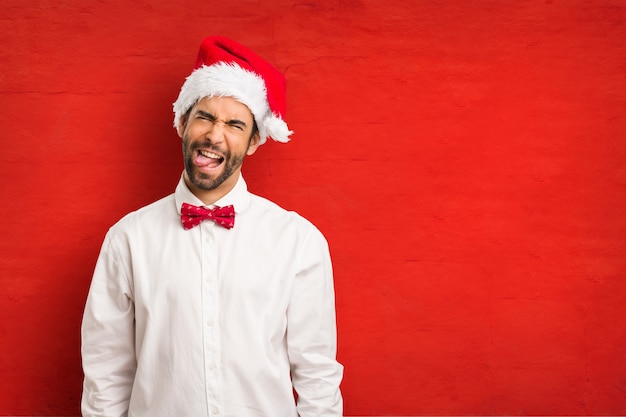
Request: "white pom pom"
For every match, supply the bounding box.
[262,114,292,144]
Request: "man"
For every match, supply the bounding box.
[81,36,343,417]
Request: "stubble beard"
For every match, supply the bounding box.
[182,139,246,191]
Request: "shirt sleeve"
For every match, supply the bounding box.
[81,230,136,417]
[287,226,344,417]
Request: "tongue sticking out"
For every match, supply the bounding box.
[194,153,223,169]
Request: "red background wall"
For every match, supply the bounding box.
[1,1,625,415]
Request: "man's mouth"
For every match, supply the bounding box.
[194,149,225,169]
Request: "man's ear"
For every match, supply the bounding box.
[176,115,187,138]
[246,132,261,156]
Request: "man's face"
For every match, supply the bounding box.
[178,96,260,199]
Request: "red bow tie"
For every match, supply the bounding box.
[180,202,235,230]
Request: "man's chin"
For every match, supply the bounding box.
[191,176,223,192]
[184,169,220,191]
[184,158,241,193]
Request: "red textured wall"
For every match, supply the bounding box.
[1,1,625,415]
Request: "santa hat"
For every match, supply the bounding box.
[173,36,292,144]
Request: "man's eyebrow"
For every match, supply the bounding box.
[225,119,248,128]
[195,110,216,120]
[196,110,248,128]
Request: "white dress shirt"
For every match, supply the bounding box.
[81,174,343,417]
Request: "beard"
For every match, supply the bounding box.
[182,138,246,191]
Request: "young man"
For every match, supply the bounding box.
[81,36,343,417]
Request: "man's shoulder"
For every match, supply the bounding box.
[247,192,324,236]
[248,192,302,219]
[109,193,177,233]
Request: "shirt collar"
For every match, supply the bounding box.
[174,172,250,215]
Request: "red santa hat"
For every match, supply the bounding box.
[173,36,292,144]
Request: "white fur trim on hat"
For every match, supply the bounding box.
[173,62,292,144]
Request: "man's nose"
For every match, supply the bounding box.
[204,120,227,143]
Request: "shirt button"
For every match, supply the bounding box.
[206,319,214,326]
[211,406,220,414]
[208,362,216,371]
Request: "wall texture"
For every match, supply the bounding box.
[1,0,625,415]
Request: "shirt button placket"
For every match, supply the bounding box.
[201,222,222,415]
